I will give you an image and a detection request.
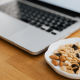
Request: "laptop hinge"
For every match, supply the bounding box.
[22,0,80,17]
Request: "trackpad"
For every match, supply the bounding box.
[0,12,27,37]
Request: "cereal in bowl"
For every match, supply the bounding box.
[49,42,80,74]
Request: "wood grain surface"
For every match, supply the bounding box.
[0,0,80,79]
[0,29,80,80]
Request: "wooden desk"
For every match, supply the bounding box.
[0,29,80,80]
[0,0,80,79]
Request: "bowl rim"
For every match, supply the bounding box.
[44,38,80,79]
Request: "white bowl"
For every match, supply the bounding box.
[45,38,80,79]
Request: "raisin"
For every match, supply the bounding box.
[71,64,79,68]
[55,53,62,57]
[72,44,78,50]
[73,68,79,73]
[76,53,79,58]
[78,62,80,66]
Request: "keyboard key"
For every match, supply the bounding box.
[36,22,42,28]
[0,1,77,34]
[44,22,49,26]
[51,30,59,34]
[40,28,45,30]
[72,20,77,23]
[51,32,56,35]
[46,28,54,32]
[30,20,36,25]
[51,26,63,31]
[41,25,49,30]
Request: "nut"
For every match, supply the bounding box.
[70,59,77,63]
[74,50,79,54]
[59,61,63,67]
[61,66,66,72]
[49,42,80,74]
[59,56,66,62]
[76,70,80,74]
[68,53,74,58]
[62,54,68,58]
[53,50,58,54]
[59,45,65,51]
[51,59,58,66]
[79,49,80,52]
[66,66,72,70]
[59,50,65,54]
[64,60,71,66]
[49,55,59,60]
[70,48,74,53]
[73,57,79,61]
[66,57,72,61]
[66,70,74,74]
[77,42,80,49]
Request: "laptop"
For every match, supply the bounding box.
[0,0,80,55]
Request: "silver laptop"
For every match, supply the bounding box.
[0,0,80,55]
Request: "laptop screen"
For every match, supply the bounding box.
[39,0,80,13]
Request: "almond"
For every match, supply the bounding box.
[59,61,63,67]
[59,55,66,62]
[51,59,58,66]
[49,55,59,60]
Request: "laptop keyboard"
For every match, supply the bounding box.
[0,1,77,35]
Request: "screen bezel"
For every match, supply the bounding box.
[27,0,80,17]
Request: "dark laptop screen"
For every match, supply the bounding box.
[39,0,80,13]
[27,0,80,17]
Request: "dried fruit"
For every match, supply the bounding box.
[76,53,80,58]
[49,55,59,60]
[51,59,58,66]
[71,64,79,68]
[59,56,66,62]
[55,53,62,57]
[78,62,80,66]
[59,61,63,67]
[72,44,78,50]
[72,67,79,73]
[49,42,80,74]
